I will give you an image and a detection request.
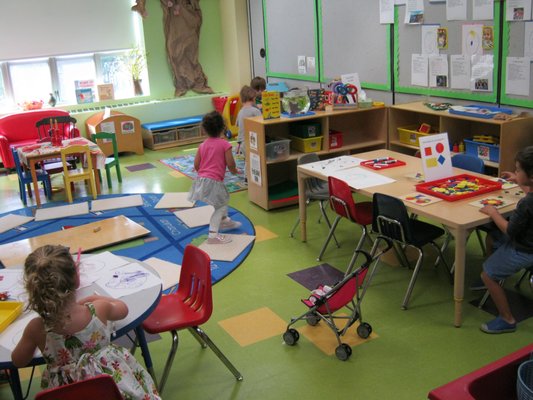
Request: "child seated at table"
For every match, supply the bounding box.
[11,245,160,398]
[478,146,533,334]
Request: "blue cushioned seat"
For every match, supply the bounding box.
[141,115,204,132]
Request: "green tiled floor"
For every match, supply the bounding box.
[1,144,532,399]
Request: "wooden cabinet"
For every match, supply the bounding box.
[244,107,388,210]
[388,102,533,174]
[85,111,144,156]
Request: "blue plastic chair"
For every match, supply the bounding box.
[451,153,485,174]
[12,147,52,205]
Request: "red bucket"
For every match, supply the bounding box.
[212,96,228,113]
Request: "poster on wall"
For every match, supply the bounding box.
[250,152,262,186]
[418,133,453,182]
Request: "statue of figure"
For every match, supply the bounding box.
[133,0,213,97]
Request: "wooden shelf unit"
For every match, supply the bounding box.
[244,107,388,210]
[388,102,533,174]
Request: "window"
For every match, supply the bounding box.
[9,59,52,106]
[56,55,96,105]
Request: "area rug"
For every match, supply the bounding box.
[0,193,255,288]
[160,154,247,193]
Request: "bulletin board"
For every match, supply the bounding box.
[394,0,500,103]
[500,7,533,108]
[318,0,391,91]
[263,0,319,82]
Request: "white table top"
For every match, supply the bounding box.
[0,255,162,368]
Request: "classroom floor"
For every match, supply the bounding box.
[1,144,532,400]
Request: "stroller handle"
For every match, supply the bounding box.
[353,250,372,268]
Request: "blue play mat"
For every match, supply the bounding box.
[0,193,255,286]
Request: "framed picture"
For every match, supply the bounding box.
[97,84,115,101]
[121,121,135,134]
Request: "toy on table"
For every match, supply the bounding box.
[0,291,9,301]
[415,174,502,202]
[327,80,358,107]
[360,157,406,170]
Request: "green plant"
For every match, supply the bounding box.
[123,46,147,80]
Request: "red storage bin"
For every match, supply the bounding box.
[329,130,343,149]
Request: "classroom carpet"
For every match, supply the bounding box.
[0,193,255,285]
[159,154,247,193]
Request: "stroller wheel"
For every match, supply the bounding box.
[335,344,352,361]
[306,313,320,326]
[357,322,372,339]
[283,329,300,346]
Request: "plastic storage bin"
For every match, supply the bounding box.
[289,122,322,138]
[265,138,291,161]
[289,135,323,153]
[464,139,500,162]
[518,360,533,400]
[153,130,177,144]
[398,124,436,147]
[178,125,200,140]
[329,130,343,149]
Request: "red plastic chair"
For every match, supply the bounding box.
[35,374,122,400]
[317,176,373,274]
[142,245,243,394]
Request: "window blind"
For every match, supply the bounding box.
[0,0,138,61]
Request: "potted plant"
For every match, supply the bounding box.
[123,46,147,96]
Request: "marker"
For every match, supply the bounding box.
[76,247,82,265]
[372,157,389,163]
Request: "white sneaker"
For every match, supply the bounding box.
[207,234,232,244]
[219,219,242,232]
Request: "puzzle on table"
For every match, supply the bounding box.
[415,174,502,202]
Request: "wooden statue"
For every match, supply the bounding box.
[132,0,213,97]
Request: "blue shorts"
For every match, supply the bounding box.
[483,230,533,280]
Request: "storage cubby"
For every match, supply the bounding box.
[389,102,533,173]
[244,107,388,210]
[141,116,204,150]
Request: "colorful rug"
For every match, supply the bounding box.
[159,154,247,193]
[0,193,255,288]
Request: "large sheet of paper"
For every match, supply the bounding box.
[299,156,364,176]
[0,214,34,234]
[35,202,89,221]
[91,195,143,212]
[78,252,130,288]
[155,193,195,209]
[174,205,214,228]
[95,263,161,298]
[199,234,255,262]
[330,167,395,189]
[0,311,39,353]
[144,257,181,291]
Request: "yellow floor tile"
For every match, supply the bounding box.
[218,306,286,347]
[254,225,278,242]
[297,313,378,356]
[168,170,187,179]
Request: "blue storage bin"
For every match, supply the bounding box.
[464,139,500,162]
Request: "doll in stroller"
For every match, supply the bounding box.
[283,245,390,361]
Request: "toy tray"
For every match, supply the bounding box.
[415,174,502,202]
[360,157,406,170]
[448,105,513,119]
[0,301,23,333]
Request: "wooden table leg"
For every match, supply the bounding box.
[30,159,41,207]
[297,170,308,242]
[447,226,472,327]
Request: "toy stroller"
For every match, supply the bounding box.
[283,245,391,361]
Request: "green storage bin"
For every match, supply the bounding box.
[289,122,322,138]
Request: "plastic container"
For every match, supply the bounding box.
[464,139,500,162]
[265,138,291,161]
[212,96,228,113]
[329,130,343,149]
[289,135,323,153]
[289,122,321,138]
[153,130,176,144]
[281,89,311,115]
[398,124,437,147]
[0,302,23,333]
[518,360,533,400]
[178,125,200,140]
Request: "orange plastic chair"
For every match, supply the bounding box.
[35,374,122,400]
[142,245,243,393]
[317,176,374,274]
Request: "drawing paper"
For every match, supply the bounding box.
[0,311,39,353]
[330,167,395,189]
[144,257,181,291]
[35,202,89,221]
[0,214,34,234]
[199,234,256,262]
[95,263,162,298]
[91,195,143,212]
[174,205,214,228]
[299,156,364,176]
[155,193,195,209]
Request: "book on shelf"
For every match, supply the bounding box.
[75,88,94,104]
